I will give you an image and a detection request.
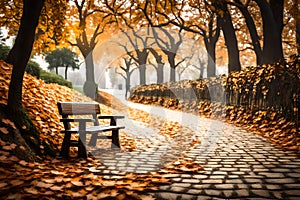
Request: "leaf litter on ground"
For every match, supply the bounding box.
[0,61,204,199]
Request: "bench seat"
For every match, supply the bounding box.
[61,125,125,133]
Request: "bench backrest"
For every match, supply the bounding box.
[57,102,101,129]
[57,102,101,115]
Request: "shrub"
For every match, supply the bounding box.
[40,70,72,88]
[26,61,42,78]
[0,44,10,60]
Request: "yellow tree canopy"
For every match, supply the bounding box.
[0,0,68,54]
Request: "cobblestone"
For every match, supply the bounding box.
[204,189,222,196]
[235,189,250,197]
[265,178,295,184]
[252,190,272,198]
[214,184,235,189]
[226,179,243,184]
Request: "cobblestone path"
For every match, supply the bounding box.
[96,91,300,199]
[154,127,300,199]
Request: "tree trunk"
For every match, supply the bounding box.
[294,0,300,54]
[85,52,95,83]
[6,0,45,112]
[65,65,68,80]
[82,51,97,98]
[170,67,176,82]
[138,51,148,85]
[55,67,58,75]
[125,72,131,98]
[157,63,164,84]
[205,39,217,77]
[270,0,284,33]
[297,20,300,55]
[138,64,146,85]
[235,0,263,65]
[199,61,205,79]
[168,53,176,82]
[215,0,241,73]
[255,0,284,64]
[149,48,164,84]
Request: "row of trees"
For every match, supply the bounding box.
[108,0,299,96]
[0,0,299,112]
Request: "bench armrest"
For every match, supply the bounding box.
[98,116,124,126]
[60,118,95,123]
[98,116,124,120]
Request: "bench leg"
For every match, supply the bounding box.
[78,132,87,158]
[111,130,120,148]
[88,133,98,146]
[60,133,71,158]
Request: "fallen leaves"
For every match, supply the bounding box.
[2,143,17,151]
[0,156,169,199]
[0,61,208,199]
[161,157,204,174]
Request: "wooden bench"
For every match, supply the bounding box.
[57,102,125,158]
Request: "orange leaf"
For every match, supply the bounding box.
[10,180,24,186]
[19,160,28,166]
[35,116,41,121]
[24,187,39,195]
[0,182,8,188]
[36,181,53,188]
[71,180,84,187]
[50,185,64,191]
[1,118,16,129]
[0,127,9,134]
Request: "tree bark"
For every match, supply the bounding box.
[270,0,284,33]
[254,0,284,64]
[215,0,241,73]
[6,0,45,112]
[136,51,147,85]
[85,52,95,83]
[149,48,164,84]
[138,64,146,85]
[168,52,176,82]
[204,38,217,77]
[297,20,300,55]
[157,63,164,84]
[294,0,300,54]
[125,72,131,98]
[65,65,68,80]
[234,0,263,65]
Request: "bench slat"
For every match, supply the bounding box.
[58,102,101,115]
[61,125,125,133]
